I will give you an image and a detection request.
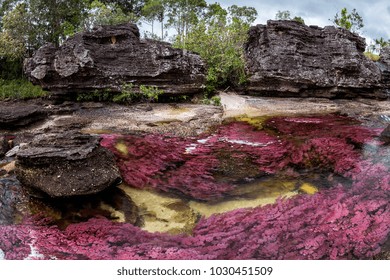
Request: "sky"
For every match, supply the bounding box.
[209,0,390,44]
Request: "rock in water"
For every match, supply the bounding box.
[24,23,206,97]
[380,125,390,144]
[15,132,121,197]
[244,20,387,99]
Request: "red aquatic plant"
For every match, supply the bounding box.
[101,122,291,200]
[1,114,388,260]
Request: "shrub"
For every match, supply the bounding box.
[0,79,46,100]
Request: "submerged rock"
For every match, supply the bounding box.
[0,177,29,225]
[15,132,121,197]
[24,23,206,98]
[380,125,390,144]
[244,20,387,99]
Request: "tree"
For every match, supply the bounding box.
[141,0,166,40]
[165,0,207,44]
[275,10,291,20]
[174,3,258,91]
[275,10,305,24]
[100,0,145,17]
[85,0,136,29]
[332,8,364,33]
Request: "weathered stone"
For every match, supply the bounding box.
[0,136,8,157]
[0,102,47,129]
[24,23,206,98]
[15,132,121,197]
[0,177,29,225]
[380,125,390,144]
[244,20,387,99]
[378,46,390,91]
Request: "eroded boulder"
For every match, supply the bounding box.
[15,132,121,197]
[244,20,388,99]
[25,23,206,97]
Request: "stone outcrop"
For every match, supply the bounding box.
[0,102,47,129]
[24,23,206,97]
[244,20,389,99]
[15,132,121,197]
[378,46,390,91]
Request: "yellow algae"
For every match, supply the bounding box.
[119,185,198,234]
[234,115,270,129]
[299,183,319,195]
[189,191,297,218]
[99,202,126,222]
[115,142,128,156]
[190,179,298,218]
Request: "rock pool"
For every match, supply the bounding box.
[1,112,389,260]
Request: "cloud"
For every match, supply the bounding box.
[205,1,390,40]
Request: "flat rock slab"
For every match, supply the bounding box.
[15,132,121,197]
[0,102,47,130]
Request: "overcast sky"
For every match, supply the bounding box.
[210,0,390,44]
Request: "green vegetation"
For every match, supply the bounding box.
[0,79,46,100]
[174,3,257,93]
[76,83,164,103]
[332,8,364,33]
[202,95,222,106]
[275,10,305,24]
[1,1,388,103]
[364,52,380,62]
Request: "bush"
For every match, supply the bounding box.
[76,84,164,104]
[364,52,380,62]
[173,5,256,93]
[0,79,47,100]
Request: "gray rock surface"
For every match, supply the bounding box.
[15,132,121,197]
[380,124,390,143]
[0,136,8,157]
[244,20,388,99]
[25,23,206,97]
[0,177,29,225]
[0,102,47,129]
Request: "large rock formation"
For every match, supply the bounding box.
[244,20,389,99]
[24,23,206,97]
[15,132,121,197]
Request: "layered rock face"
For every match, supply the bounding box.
[24,23,206,97]
[15,132,121,197]
[244,20,388,99]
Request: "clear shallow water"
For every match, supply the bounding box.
[0,114,389,259]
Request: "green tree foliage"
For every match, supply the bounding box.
[174,3,258,92]
[275,10,305,24]
[85,0,137,28]
[165,0,207,44]
[100,0,145,17]
[332,7,364,33]
[141,0,166,40]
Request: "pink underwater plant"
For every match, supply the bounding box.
[1,114,389,260]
